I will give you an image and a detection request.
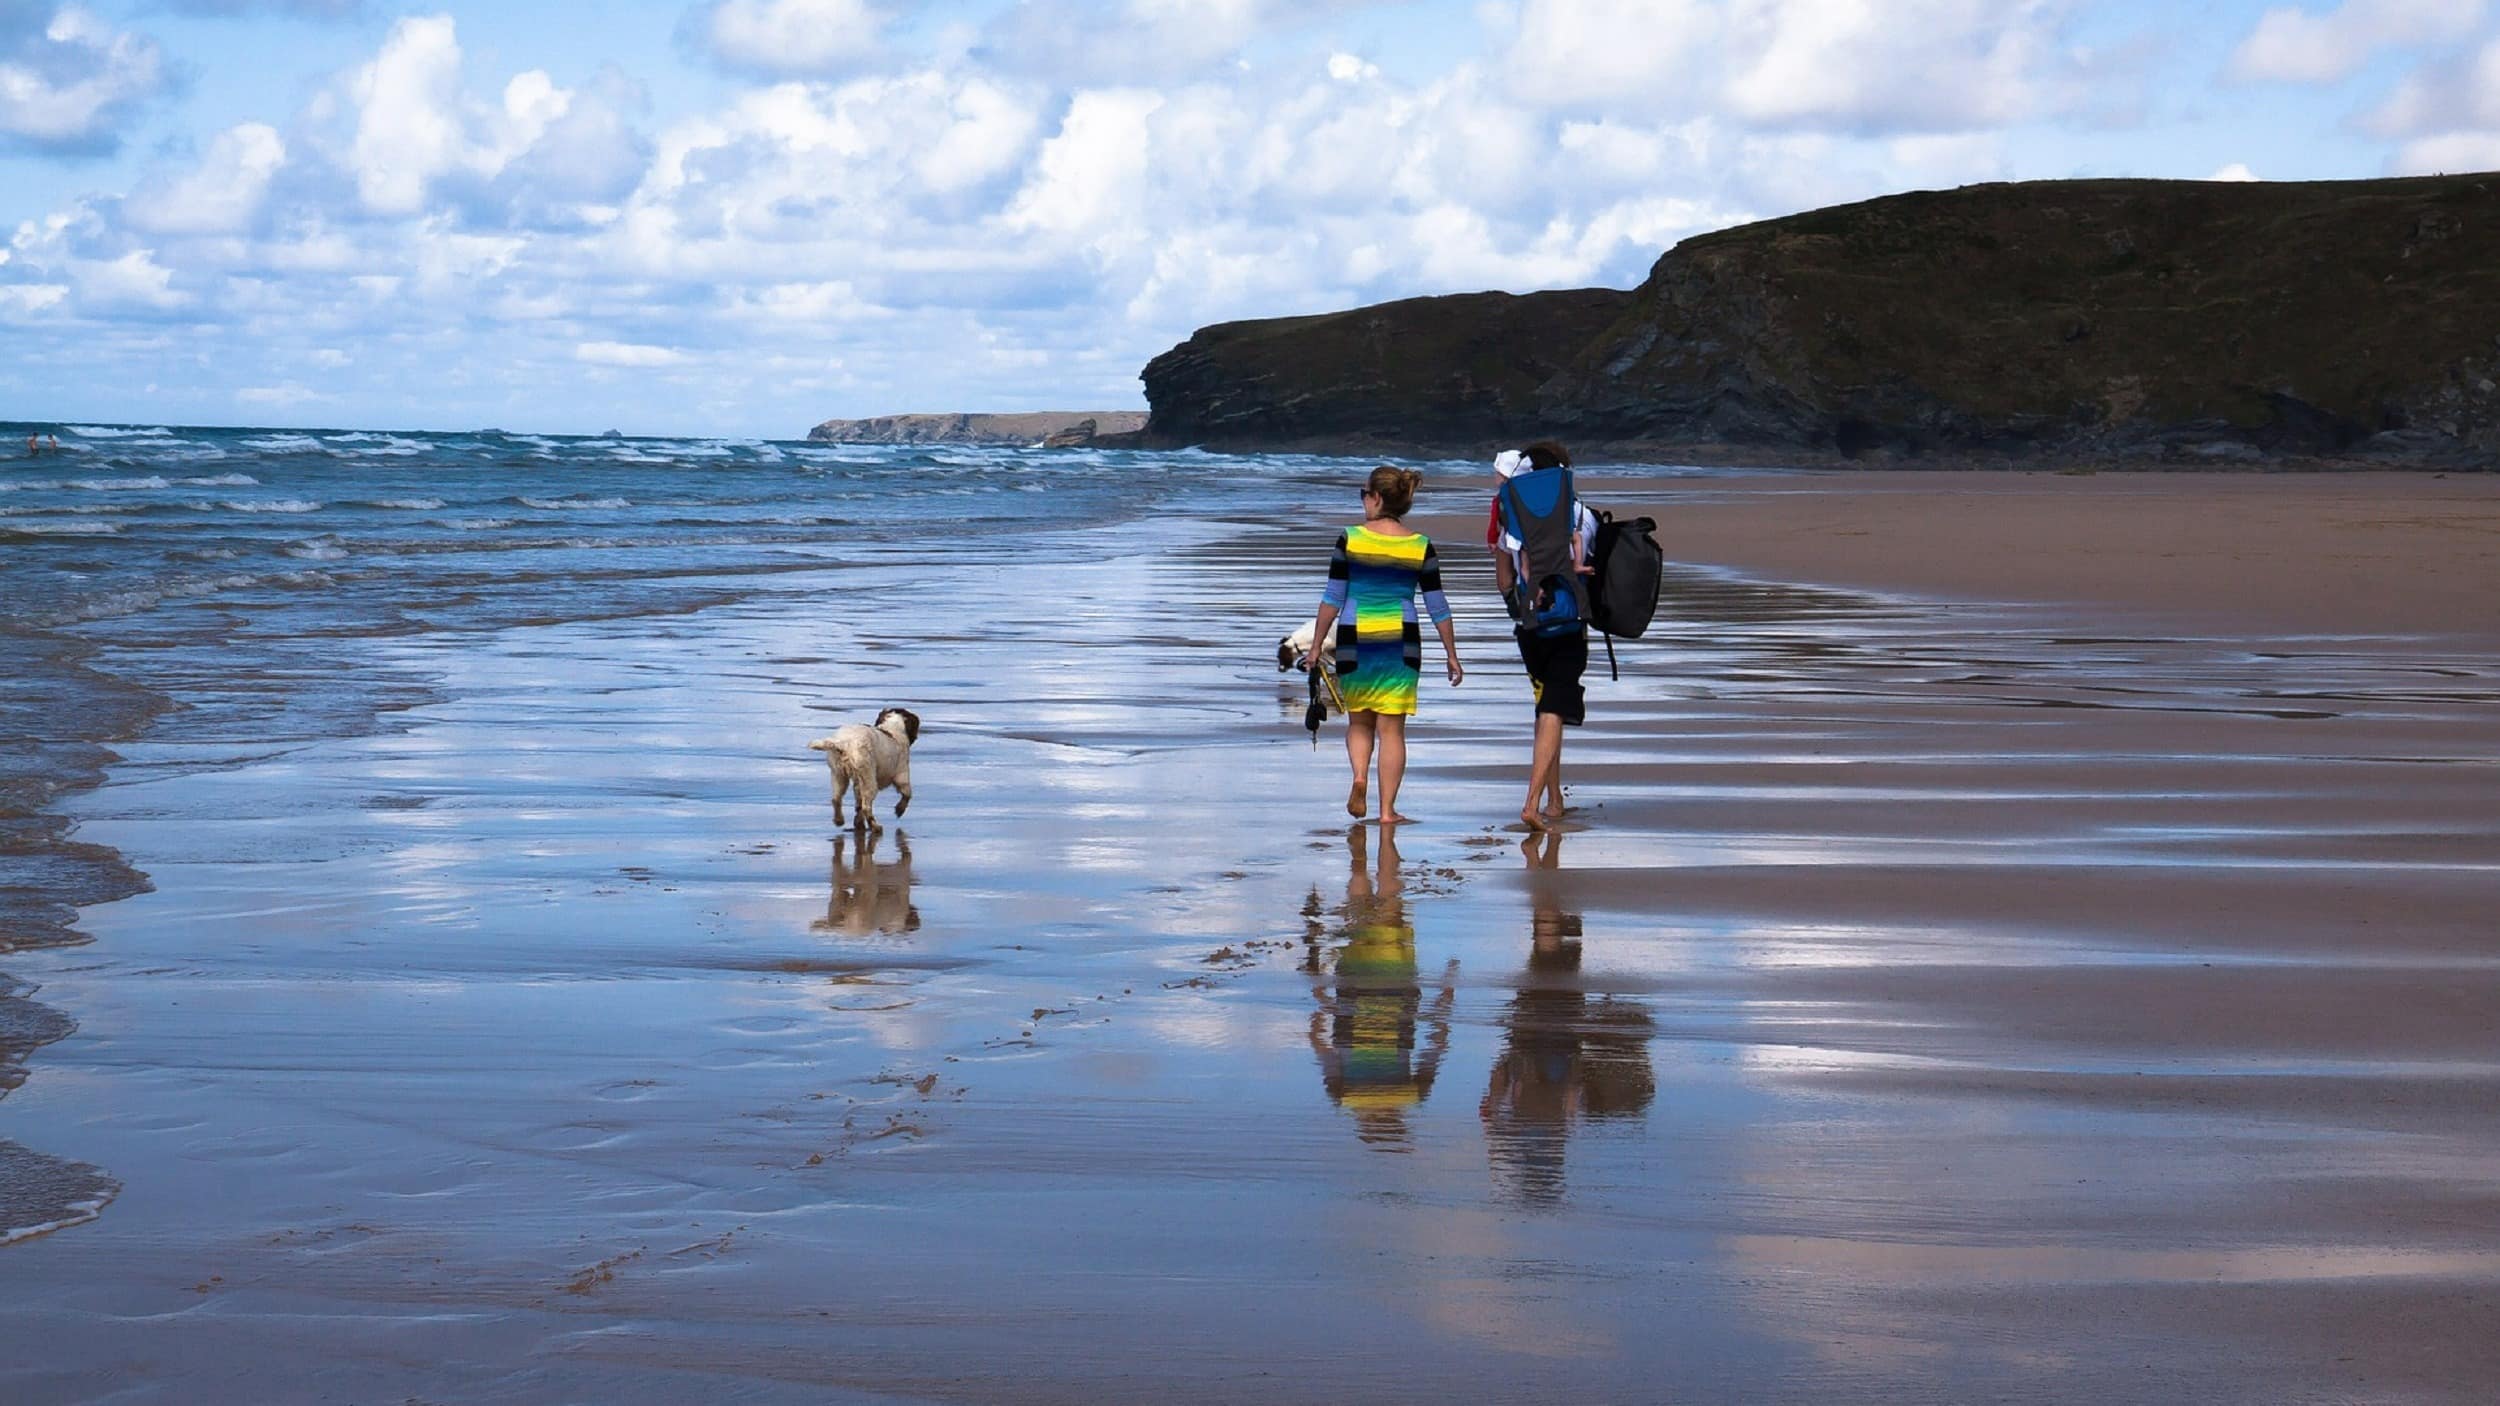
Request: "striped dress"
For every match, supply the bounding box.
[1320,525,1452,716]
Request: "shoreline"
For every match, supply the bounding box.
[1096,430,2499,473]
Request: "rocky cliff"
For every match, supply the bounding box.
[807,411,1146,445]
[1138,175,2500,465]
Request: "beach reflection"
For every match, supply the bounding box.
[812,830,919,939]
[1306,824,1455,1150]
[1480,831,1658,1206]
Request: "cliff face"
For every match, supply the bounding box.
[1139,176,2500,463]
[808,411,1145,445]
[1138,289,1633,447]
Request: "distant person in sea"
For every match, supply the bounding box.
[1491,440,1597,832]
[1307,465,1463,825]
[24,431,38,456]
[47,433,58,454]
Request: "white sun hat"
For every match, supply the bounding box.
[1493,449,1528,478]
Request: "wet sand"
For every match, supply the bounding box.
[4,471,2499,1402]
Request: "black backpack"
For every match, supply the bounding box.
[1587,509,1663,680]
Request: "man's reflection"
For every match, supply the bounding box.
[812,829,919,938]
[1308,824,1456,1150]
[1481,830,1656,1205]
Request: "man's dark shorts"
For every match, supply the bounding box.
[1515,627,1587,726]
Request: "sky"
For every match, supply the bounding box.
[0,0,2493,438]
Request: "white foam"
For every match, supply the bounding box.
[3,520,120,535]
[362,497,447,510]
[240,434,327,453]
[448,517,516,530]
[221,499,323,513]
[284,540,349,561]
[178,473,259,487]
[69,476,172,491]
[519,496,631,510]
[63,425,173,439]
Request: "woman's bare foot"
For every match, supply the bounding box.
[1518,808,1547,832]
[1347,777,1367,818]
[1382,811,1414,826]
[1540,802,1567,819]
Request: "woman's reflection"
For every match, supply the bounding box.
[1480,830,1656,1204]
[1308,823,1456,1150]
[812,829,919,938]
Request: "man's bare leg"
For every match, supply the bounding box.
[1522,712,1564,831]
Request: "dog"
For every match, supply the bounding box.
[1277,620,1336,673]
[808,707,920,832]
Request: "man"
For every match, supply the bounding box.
[1489,440,1596,832]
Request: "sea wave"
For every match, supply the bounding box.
[517,496,632,510]
[70,476,173,491]
[64,425,174,439]
[179,473,259,487]
[359,497,447,510]
[446,517,516,531]
[221,499,324,513]
[284,540,350,561]
[239,434,328,454]
[3,520,121,536]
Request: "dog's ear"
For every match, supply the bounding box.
[880,706,921,744]
[1277,638,1296,671]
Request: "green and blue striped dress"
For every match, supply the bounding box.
[1321,525,1452,716]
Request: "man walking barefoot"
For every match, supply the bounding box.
[1490,441,1595,832]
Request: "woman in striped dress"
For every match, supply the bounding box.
[1308,466,1463,825]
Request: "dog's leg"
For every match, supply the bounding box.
[851,758,878,832]
[828,754,848,825]
[893,758,911,817]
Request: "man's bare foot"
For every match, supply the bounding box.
[1347,778,1367,818]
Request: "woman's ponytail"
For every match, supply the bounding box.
[1367,464,1421,519]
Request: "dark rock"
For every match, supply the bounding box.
[1139,289,1632,447]
[1136,175,2500,467]
[807,412,1146,445]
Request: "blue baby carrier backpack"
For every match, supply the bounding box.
[1497,465,1588,638]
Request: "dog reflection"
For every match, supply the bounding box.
[812,830,919,938]
[1480,830,1656,1205]
[1308,824,1456,1150]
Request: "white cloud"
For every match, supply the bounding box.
[2209,161,2259,181]
[348,14,468,214]
[1500,0,2087,134]
[2367,34,2500,135]
[2228,0,2484,85]
[576,340,687,366]
[128,123,288,235]
[237,381,324,406]
[696,0,885,74]
[1508,0,1719,106]
[0,4,168,153]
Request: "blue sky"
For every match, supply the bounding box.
[1,0,2492,437]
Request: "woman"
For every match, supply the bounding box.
[1308,465,1462,825]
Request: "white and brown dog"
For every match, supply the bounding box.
[808,707,920,832]
[1277,621,1335,673]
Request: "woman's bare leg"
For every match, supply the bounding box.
[1345,710,1375,817]
[1377,713,1410,823]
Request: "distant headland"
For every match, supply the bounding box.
[807,412,1146,447]
[1125,174,2500,469]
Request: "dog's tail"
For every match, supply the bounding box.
[807,738,834,752]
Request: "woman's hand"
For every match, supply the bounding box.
[1445,651,1464,686]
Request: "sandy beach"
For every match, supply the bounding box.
[4,464,2497,1403]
